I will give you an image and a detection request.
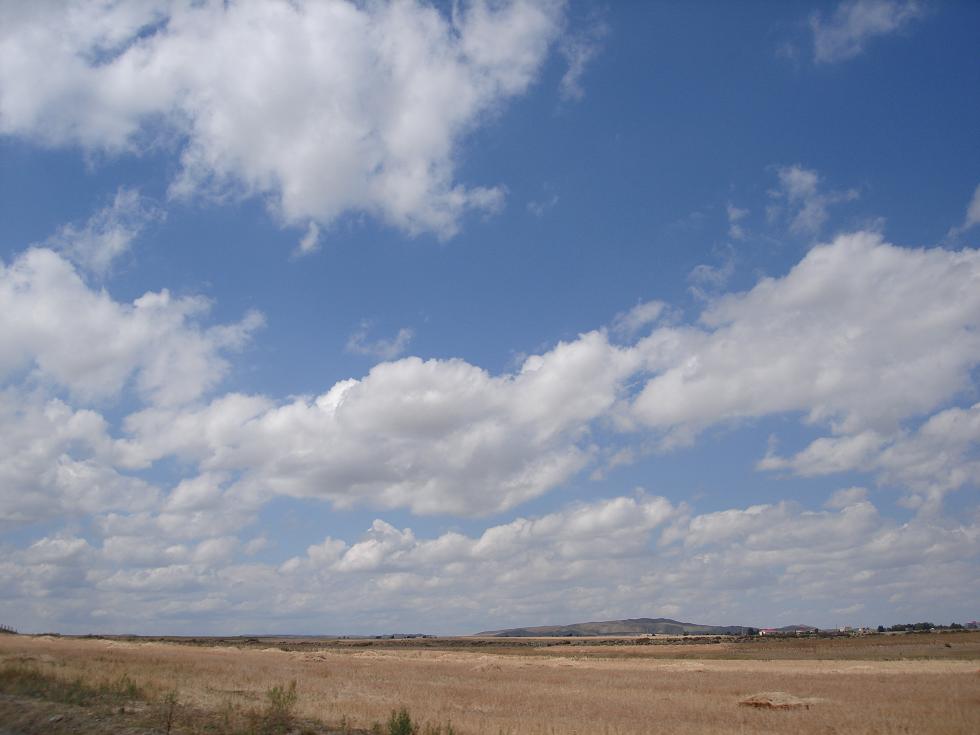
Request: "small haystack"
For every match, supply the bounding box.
[739,691,824,710]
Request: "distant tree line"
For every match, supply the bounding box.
[875,622,973,632]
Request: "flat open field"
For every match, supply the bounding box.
[1,633,979,734]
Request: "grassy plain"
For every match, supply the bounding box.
[1,632,978,734]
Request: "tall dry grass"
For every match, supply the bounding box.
[1,634,978,734]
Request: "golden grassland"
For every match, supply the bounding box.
[1,632,979,734]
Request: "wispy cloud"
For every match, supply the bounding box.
[947,183,980,239]
[966,185,980,231]
[726,203,749,240]
[811,0,925,64]
[558,14,609,101]
[345,321,415,361]
[611,300,667,337]
[41,188,163,276]
[294,221,321,257]
[768,165,859,235]
[688,246,735,301]
[527,193,559,217]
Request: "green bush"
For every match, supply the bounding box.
[263,680,298,733]
[387,707,416,735]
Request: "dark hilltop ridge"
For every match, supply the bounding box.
[476,617,761,637]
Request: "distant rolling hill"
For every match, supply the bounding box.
[770,624,818,633]
[475,617,756,637]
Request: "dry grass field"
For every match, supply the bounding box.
[1,632,978,734]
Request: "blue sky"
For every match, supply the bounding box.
[1,0,978,635]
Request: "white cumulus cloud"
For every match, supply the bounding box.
[761,403,980,512]
[0,0,567,238]
[632,232,980,441]
[0,391,158,527]
[0,248,263,406]
[3,492,977,634]
[120,331,639,516]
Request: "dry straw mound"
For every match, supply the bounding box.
[739,691,825,709]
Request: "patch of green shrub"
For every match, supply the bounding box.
[387,707,416,735]
[262,680,298,733]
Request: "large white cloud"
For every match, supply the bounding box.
[0,246,261,525]
[0,0,567,237]
[0,249,266,531]
[760,402,980,512]
[632,232,980,440]
[0,247,262,406]
[0,391,158,526]
[119,331,640,516]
